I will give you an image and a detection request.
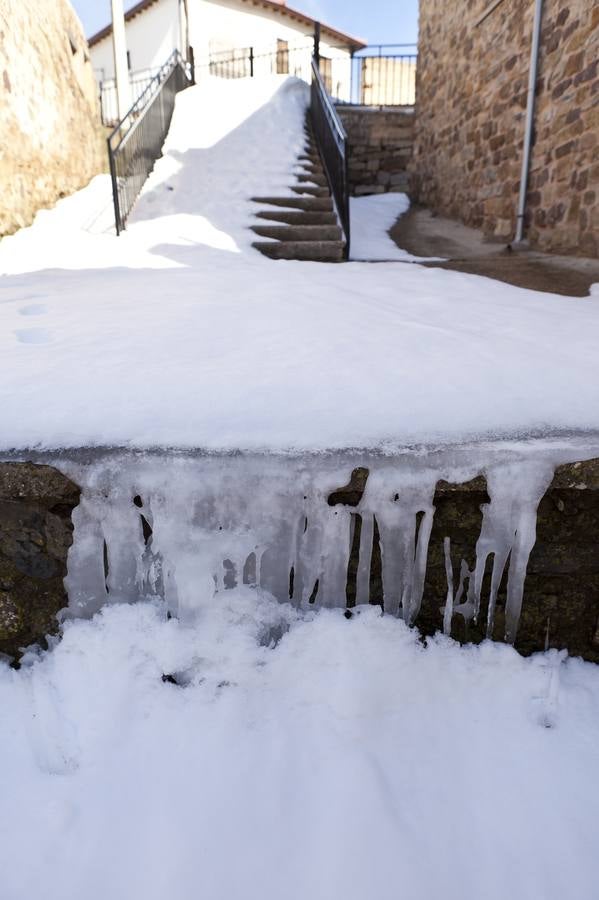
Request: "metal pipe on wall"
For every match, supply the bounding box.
[515,0,544,244]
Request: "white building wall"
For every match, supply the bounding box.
[90,0,352,98]
[91,0,181,82]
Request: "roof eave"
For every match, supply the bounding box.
[88,0,367,52]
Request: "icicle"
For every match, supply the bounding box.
[443,537,453,636]
[64,495,109,617]
[360,467,437,620]
[472,461,555,642]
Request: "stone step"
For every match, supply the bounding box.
[290,185,330,198]
[254,209,339,226]
[252,240,345,262]
[252,195,334,212]
[296,172,328,187]
[251,224,343,242]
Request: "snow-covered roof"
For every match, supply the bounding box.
[87,0,366,52]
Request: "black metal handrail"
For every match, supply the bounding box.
[193,42,417,107]
[100,66,163,126]
[107,51,193,235]
[310,57,350,259]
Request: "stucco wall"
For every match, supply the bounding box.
[90,0,352,100]
[410,0,599,257]
[91,0,180,80]
[0,0,105,237]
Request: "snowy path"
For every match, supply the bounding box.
[0,75,598,452]
[2,594,599,900]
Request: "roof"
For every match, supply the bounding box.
[87,0,366,51]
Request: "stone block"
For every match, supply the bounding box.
[0,463,80,661]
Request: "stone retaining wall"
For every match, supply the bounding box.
[410,0,599,257]
[2,454,599,664]
[336,106,414,196]
[0,0,105,237]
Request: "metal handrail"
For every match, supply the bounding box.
[108,51,186,151]
[310,56,350,259]
[107,50,192,234]
[311,58,347,148]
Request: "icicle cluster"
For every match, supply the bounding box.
[52,444,589,642]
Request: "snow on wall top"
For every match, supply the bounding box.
[0,76,598,452]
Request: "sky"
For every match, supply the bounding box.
[71,0,419,46]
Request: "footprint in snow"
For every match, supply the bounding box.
[15,327,52,344]
[19,303,47,316]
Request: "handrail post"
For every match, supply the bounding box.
[189,45,195,84]
[313,22,320,68]
[249,46,254,77]
[107,136,122,235]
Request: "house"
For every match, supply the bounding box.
[89,0,365,115]
[410,0,599,258]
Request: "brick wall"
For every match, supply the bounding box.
[410,0,599,257]
[336,106,414,196]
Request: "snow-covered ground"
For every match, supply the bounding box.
[2,592,599,900]
[2,75,599,900]
[0,76,598,450]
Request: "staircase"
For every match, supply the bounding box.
[251,118,346,262]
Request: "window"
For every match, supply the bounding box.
[276,39,289,75]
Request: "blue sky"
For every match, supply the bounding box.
[71,0,418,45]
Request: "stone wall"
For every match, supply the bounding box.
[0,0,105,237]
[2,453,599,663]
[0,463,80,662]
[410,0,599,257]
[336,106,414,195]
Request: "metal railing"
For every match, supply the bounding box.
[196,43,314,83]
[339,46,418,107]
[107,51,192,235]
[100,67,163,126]
[193,42,417,108]
[310,57,350,259]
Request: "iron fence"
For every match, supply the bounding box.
[338,46,418,107]
[107,51,192,235]
[310,57,350,259]
[100,67,164,126]
[193,42,417,107]
[196,43,314,83]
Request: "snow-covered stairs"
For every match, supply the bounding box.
[251,119,346,262]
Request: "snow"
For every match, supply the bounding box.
[2,74,599,900]
[2,592,599,900]
[0,74,598,453]
[350,192,416,261]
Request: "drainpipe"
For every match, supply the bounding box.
[111,0,131,121]
[515,0,544,244]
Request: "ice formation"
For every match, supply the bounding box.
[34,439,597,642]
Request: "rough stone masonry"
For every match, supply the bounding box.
[410,0,599,257]
[336,106,414,196]
[2,456,599,664]
[0,0,105,236]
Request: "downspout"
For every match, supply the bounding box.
[515,0,544,244]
